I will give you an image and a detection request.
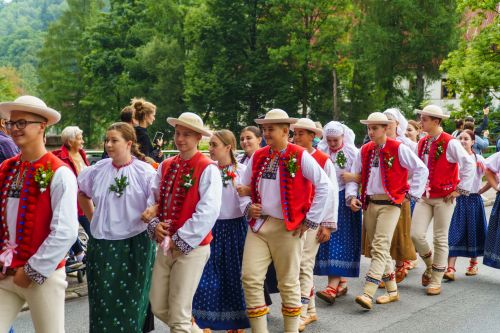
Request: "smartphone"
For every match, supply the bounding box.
[153,131,164,145]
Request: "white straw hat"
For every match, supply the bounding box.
[360,112,392,125]
[167,112,212,137]
[0,96,61,125]
[417,105,450,119]
[254,109,297,125]
[290,118,323,136]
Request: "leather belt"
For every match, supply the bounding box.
[367,196,401,208]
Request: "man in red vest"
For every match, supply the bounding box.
[240,109,332,333]
[0,96,79,332]
[147,112,223,332]
[411,105,474,295]
[291,118,338,331]
[347,112,427,310]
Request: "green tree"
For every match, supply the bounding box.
[0,67,24,101]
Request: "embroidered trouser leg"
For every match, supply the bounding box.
[299,228,320,319]
[150,246,210,333]
[362,200,401,297]
[242,217,304,333]
[411,197,456,288]
[0,268,66,333]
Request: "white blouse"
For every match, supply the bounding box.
[485,152,500,186]
[469,154,487,194]
[325,145,358,191]
[78,158,156,240]
[218,163,252,220]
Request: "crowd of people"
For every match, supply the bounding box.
[0,95,499,333]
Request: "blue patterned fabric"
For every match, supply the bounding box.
[484,193,500,269]
[193,217,250,330]
[314,190,362,277]
[448,194,487,257]
[410,197,416,215]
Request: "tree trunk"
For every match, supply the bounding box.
[301,70,308,117]
[332,67,339,120]
[415,65,425,109]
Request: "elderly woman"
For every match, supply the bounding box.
[53,126,91,265]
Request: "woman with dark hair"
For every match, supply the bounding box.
[131,98,164,163]
[77,122,156,332]
[237,126,262,165]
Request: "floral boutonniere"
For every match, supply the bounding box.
[335,150,347,169]
[34,164,55,193]
[220,165,237,187]
[435,141,444,161]
[285,153,299,178]
[383,153,395,169]
[181,168,196,190]
[109,175,129,197]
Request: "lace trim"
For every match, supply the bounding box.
[171,232,194,255]
[320,221,337,229]
[147,217,160,241]
[303,218,319,230]
[24,263,47,285]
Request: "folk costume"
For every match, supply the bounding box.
[148,112,223,333]
[0,96,79,333]
[346,112,428,309]
[78,157,157,332]
[315,122,362,279]
[192,162,251,330]
[240,109,332,333]
[410,105,475,294]
[290,118,339,326]
[483,153,500,269]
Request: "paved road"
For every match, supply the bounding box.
[13,206,500,333]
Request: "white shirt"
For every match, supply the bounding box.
[320,157,339,227]
[485,152,500,185]
[78,158,156,240]
[346,143,428,199]
[241,148,332,228]
[7,165,79,278]
[421,135,475,193]
[152,162,222,249]
[326,145,358,191]
[218,163,251,220]
[469,154,486,194]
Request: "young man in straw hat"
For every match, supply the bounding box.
[145,112,223,332]
[346,112,427,310]
[239,109,332,333]
[291,118,338,332]
[0,96,79,333]
[410,105,474,295]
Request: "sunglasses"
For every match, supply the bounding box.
[5,119,44,130]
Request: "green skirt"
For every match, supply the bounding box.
[87,231,155,333]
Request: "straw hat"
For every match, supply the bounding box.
[0,96,61,125]
[417,105,450,119]
[290,118,323,136]
[167,112,212,137]
[360,112,392,125]
[254,109,297,125]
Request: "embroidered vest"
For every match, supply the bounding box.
[158,152,213,246]
[250,144,312,231]
[0,153,67,269]
[360,138,409,209]
[418,132,459,198]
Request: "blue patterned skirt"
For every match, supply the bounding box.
[314,190,362,277]
[484,193,500,269]
[193,217,250,330]
[448,194,487,257]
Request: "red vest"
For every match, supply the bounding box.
[250,144,312,231]
[311,149,329,169]
[0,153,67,269]
[418,132,459,198]
[158,152,213,246]
[360,138,409,209]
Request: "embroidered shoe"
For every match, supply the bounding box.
[443,267,456,281]
[355,294,373,310]
[376,292,400,304]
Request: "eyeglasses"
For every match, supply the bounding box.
[5,120,44,130]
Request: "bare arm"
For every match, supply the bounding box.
[485,169,499,191]
[77,192,94,222]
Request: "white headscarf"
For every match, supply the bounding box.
[318,121,356,153]
[383,108,408,138]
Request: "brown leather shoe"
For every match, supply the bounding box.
[355,294,373,310]
[426,287,441,296]
[376,292,400,304]
[316,286,337,304]
[443,267,456,281]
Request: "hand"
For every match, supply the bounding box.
[444,190,460,204]
[293,223,309,238]
[350,198,362,212]
[141,204,158,223]
[155,221,171,243]
[14,268,32,288]
[483,130,489,138]
[236,185,251,197]
[156,138,164,147]
[316,226,332,243]
[341,172,361,184]
[483,107,490,116]
[248,204,262,219]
